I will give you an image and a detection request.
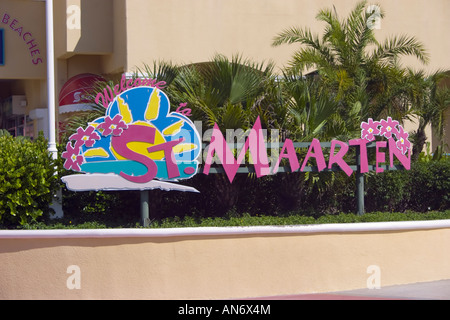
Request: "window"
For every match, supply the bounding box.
[0,29,4,66]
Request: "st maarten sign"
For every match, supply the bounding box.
[61,77,412,193]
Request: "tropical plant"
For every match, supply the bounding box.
[407,70,450,160]
[163,54,281,213]
[279,73,342,141]
[0,131,59,226]
[270,0,435,212]
[134,60,180,88]
[170,54,277,131]
[272,0,430,126]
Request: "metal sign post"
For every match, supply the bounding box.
[355,146,365,216]
[140,190,150,227]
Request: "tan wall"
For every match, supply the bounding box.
[4,0,450,79]
[1,222,449,300]
[55,0,113,58]
[0,0,46,79]
[124,0,450,72]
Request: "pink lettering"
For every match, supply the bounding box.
[126,78,134,89]
[389,138,411,170]
[140,78,157,87]
[2,14,10,24]
[300,138,326,172]
[203,116,270,183]
[26,38,38,50]
[202,119,411,180]
[120,74,127,92]
[32,58,43,65]
[113,84,121,96]
[273,139,299,173]
[111,125,158,183]
[23,32,32,41]
[155,81,167,89]
[9,19,18,30]
[349,139,369,173]
[375,141,387,173]
[14,26,23,36]
[175,103,192,117]
[95,86,115,108]
[30,49,40,57]
[95,77,169,108]
[147,138,184,179]
[328,140,352,176]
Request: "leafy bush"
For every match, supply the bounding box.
[365,157,450,212]
[365,170,408,212]
[0,131,59,226]
[149,210,450,229]
[407,158,450,211]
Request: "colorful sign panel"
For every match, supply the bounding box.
[61,81,201,192]
[61,76,412,192]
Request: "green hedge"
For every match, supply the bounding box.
[57,157,450,225]
[18,210,450,229]
[366,158,450,212]
[0,132,59,226]
[152,210,450,228]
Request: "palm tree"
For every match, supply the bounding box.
[168,54,279,213]
[171,54,277,131]
[272,0,429,125]
[407,70,450,159]
[274,73,343,210]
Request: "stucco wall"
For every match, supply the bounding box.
[124,0,450,72]
[0,0,46,79]
[0,220,449,300]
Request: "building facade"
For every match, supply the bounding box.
[1,0,449,151]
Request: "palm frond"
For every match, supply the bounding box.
[373,35,430,65]
[134,60,179,87]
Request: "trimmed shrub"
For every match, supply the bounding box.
[407,159,450,211]
[365,170,408,212]
[365,157,450,212]
[0,132,59,226]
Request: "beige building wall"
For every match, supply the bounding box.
[123,0,450,72]
[0,0,46,79]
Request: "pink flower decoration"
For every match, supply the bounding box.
[379,117,399,139]
[62,142,83,171]
[69,126,100,147]
[395,125,411,154]
[97,114,128,136]
[361,118,380,141]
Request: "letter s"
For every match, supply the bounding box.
[111,125,158,183]
[32,57,43,65]
[73,91,82,102]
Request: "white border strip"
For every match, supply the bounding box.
[0,220,450,239]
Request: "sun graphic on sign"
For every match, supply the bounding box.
[62,86,201,186]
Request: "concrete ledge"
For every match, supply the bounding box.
[1,219,450,238]
[1,220,449,299]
